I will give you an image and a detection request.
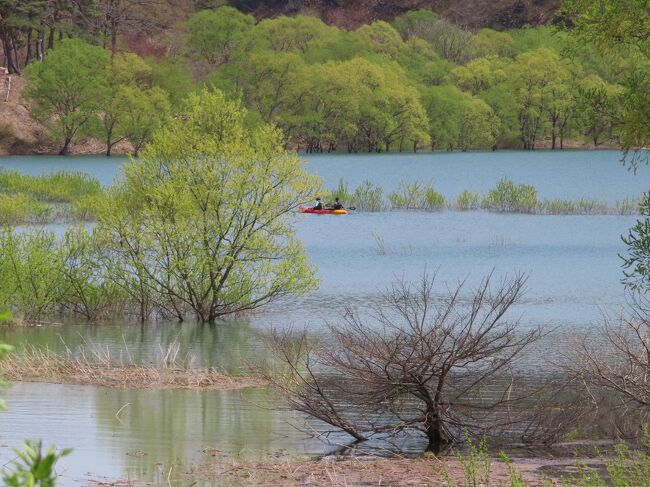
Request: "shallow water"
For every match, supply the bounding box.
[0,383,334,485]
[0,151,644,484]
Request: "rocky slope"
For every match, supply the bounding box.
[230,0,561,29]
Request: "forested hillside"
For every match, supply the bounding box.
[0,1,636,155]
[230,0,560,29]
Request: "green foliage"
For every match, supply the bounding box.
[388,180,445,210]
[0,169,103,223]
[0,170,101,203]
[456,190,481,211]
[569,427,650,487]
[326,178,353,205]
[148,59,196,108]
[0,194,48,224]
[391,9,439,41]
[186,7,254,66]
[97,88,321,323]
[2,440,71,487]
[23,38,110,155]
[442,435,491,487]
[351,180,385,212]
[562,0,650,167]
[59,226,125,321]
[620,192,650,291]
[0,228,65,322]
[482,178,538,213]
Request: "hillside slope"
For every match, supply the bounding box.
[231,0,561,29]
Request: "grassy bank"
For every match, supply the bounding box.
[1,345,264,390]
[114,434,650,487]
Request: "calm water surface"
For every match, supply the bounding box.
[0,151,644,484]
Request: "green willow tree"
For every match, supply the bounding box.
[562,0,650,167]
[23,38,110,155]
[185,6,254,67]
[97,89,321,323]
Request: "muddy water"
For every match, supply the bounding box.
[0,151,645,484]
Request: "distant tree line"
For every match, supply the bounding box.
[0,2,640,154]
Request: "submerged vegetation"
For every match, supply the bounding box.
[325,177,642,215]
[0,344,262,390]
[0,89,320,325]
[1,172,641,225]
[0,169,105,223]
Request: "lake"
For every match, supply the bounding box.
[0,150,645,485]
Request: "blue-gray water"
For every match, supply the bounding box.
[0,151,644,485]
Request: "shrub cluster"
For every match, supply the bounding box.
[326,177,641,215]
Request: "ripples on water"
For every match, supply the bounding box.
[0,152,643,485]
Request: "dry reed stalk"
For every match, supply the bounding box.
[185,456,548,487]
[0,345,266,390]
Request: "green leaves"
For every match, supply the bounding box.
[621,192,650,292]
[2,440,71,487]
[97,88,322,322]
[23,38,110,155]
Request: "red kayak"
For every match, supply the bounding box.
[299,205,348,215]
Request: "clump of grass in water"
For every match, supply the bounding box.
[0,169,101,203]
[0,194,50,224]
[616,196,643,215]
[326,178,353,205]
[456,190,481,211]
[389,180,445,210]
[352,180,385,211]
[482,178,538,213]
[1,343,264,390]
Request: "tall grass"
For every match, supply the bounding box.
[456,190,481,211]
[482,178,538,213]
[325,177,640,215]
[388,180,446,210]
[352,180,385,211]
[0,194,50,224]
[1,343,263,389]
[0,170,104,223]
[0,169,101,202]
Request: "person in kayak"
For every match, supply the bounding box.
[312,197,323,210]
[326,197,344,210]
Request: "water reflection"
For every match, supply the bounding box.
[0,383,329,486]
[0,152,643,485]
[0,321,258,371]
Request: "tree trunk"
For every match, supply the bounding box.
[111,27,118,55]
[425,418,445,453]
[2,30,20,74]
[59,137,72,155]
[25,28,33,66]
[47,27,55,50]
[37,26,45,60]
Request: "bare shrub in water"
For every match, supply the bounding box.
[263,272,565,452]
[567,294,650,434]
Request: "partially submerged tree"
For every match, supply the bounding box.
[264,272,553,452]
[567,293,650,434]
[98,88,322,323]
